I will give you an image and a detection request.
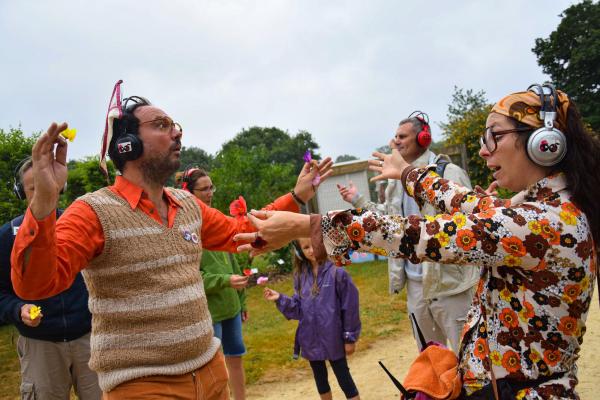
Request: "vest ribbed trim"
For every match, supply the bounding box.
[79,187,218,392]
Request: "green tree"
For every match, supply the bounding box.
[440,87,493,189]
[211,127,320,272]
[0,127,38,223]
[532,0,600,132]
[61,157,116,206]
[335,154,359,163]
[219,127,320,174]
[179,146,213,171]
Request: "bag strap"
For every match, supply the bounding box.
[481,267,500,400]
[435,158,450,177]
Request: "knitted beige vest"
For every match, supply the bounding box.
[78,187,219,392]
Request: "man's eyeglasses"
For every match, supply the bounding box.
[479,127,531,154]
[193,185,216,194]
[139,116,183,134]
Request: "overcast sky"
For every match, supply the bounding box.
[0,1,576,162]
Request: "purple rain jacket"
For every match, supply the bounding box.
[275,260,361,361]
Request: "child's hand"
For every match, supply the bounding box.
[263,287,280,301]
[344,342,356,356]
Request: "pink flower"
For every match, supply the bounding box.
[257,276,269,285]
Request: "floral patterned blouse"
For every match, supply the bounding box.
[318,166,596,399]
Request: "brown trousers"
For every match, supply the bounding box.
[103,351,229,400]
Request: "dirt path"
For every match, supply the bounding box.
[247,293,600,399]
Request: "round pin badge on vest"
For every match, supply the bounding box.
[182,230,192,242]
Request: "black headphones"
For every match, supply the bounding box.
[525,83,567,167]
[111,96,148,164]
[12,157,31,200]
[406,111,432,148]
[12,156,67,201]
[292,240,308,262]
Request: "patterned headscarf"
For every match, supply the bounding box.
[491,88,570,132]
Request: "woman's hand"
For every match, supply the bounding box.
[368,146,410,183]
[474,181,499,196]
[233,210,311,256]
[293,157,334,204]
[263,287,280,301]
[30,122,70,219]
[337,181,358,204]
[229,274,249,290]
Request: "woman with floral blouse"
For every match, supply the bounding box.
[234,85,600,399]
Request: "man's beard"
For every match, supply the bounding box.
[140,152,180,186]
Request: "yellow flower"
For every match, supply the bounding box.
[29,305,42,320]
[500,288,512,302]
[435,232,450,247]
[424,214,436,222]
[503,254,522,267]
[465,195,477,203]
[581,276,590,291]
[516,389,530,400]
[371,247,388,256]
[453,214,466,228]
[559,211,577,226]
[489,351,502,366]
[527,220,541,235]
[60,128,77,142]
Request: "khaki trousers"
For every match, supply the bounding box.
[406,279,473,354]
[17,333,101,400]
[103,351,229,400]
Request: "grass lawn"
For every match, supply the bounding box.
[243,260,406,384]
[0,260,405,396]
[0,324,20,399]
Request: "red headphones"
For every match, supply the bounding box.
[407,111,432,148]
[181,167,200,192]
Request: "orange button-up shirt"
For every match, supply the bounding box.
[11,176,298,300]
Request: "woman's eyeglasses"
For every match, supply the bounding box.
[479,127,531,153]
[193,185,216,194]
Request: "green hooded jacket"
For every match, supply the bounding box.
[200,250,247,323]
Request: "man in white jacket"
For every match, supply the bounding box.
[338,112,478,354]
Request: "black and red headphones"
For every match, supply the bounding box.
[180,166,200,192]
[407,111,432,148]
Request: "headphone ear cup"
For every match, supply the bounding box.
[114,133,143,162]
[13,181,25,200]
[417,127,432,148]
[526,128,567,167]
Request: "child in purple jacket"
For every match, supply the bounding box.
[264,237,361,400]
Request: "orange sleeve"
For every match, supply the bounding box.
[10,201,104,300]
[200,193,299,252]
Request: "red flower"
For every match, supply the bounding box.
[499,308,519,329]
[558,316,578,336]
[501,350,521,373]
[501,237,527,257]
[543,349,561,367]
[346,223,365,242]
[456,229,477,251]
[473,338,488,360]
[229,196,247,219]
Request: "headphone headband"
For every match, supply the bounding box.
[406,111,431,148]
